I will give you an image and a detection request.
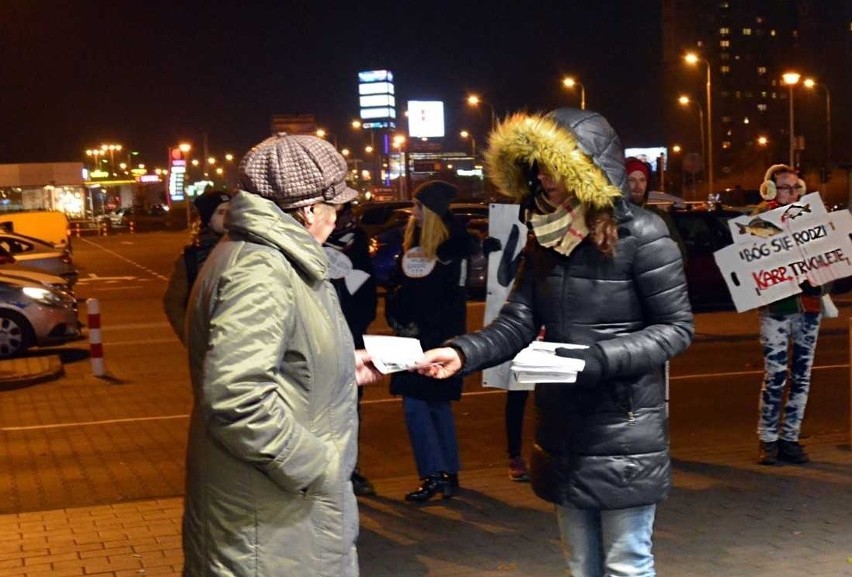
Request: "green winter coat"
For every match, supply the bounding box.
[183,191,360,577]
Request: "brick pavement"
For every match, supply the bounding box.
[1,433,851,577]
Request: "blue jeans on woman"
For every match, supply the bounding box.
[402,396,460,478]
[556,503,656,577]
[757,311,821,442]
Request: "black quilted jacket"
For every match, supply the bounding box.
[452,108,694,509]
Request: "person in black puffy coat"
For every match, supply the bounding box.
[419,109,694,577]
[385,180,474,503]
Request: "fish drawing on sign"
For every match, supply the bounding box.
[735,217,783,238]
[781,203,812,223]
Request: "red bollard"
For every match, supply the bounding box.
[87,298,105,376]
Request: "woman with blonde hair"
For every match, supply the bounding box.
[385,180,475,502]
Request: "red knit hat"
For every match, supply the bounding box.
[625,157,650,179]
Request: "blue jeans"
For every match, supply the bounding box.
[556,503,656,577]
[757,311,821,442]
[402,397,460,479]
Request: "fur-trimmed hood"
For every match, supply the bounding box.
[484,108,628,210]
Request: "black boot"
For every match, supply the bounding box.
[777,439,809,464]
[404,472,453,502]
[446,472,459,489]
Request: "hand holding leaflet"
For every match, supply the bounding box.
[510,341,589,384]
[362,335,429,374]
[554,345,606,387]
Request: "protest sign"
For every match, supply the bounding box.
[714,193,852,312]
[482,203,533,390]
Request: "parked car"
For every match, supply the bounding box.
[102,207,129,226]
[0,269,73,297]
[0,233,78,287]
[354,200,414,237]
[666,207,743,311]
[0,276,81,357]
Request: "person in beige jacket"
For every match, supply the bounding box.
[182,134,381,577]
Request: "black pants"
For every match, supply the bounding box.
[505,390,529,458]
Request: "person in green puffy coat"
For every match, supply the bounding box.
[182,134,381,577]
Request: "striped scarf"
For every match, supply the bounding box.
[527,193,588,256]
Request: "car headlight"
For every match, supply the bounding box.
[22,286,71,307]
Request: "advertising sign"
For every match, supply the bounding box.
[713,192,852,312]
[358,69,396,129]
[167,146,187,202]
[407,101,445,138]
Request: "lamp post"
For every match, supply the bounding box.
[459,130,476,158]
[561,76,586,110]
[782,72,801,167]
[101,143,123,175]
[466,94,497,130]
[684,53,713,198]
[677,95,705,201]
[392,134,409,198]
[85,148,104,172]
[803,78,831,170]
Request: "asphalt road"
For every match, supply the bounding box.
[0,230,848,513]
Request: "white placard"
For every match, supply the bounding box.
[482,204,531,390]
[714,193,852,312]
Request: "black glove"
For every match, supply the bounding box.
[482,236,502,256]
[555,345,607,387]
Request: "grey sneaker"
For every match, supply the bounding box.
[758,441,778,465]
[777,440,809,464]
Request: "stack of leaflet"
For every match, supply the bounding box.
[510,341,588,384]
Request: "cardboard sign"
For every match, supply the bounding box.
[482,204,534,390]
[714,193,852,312]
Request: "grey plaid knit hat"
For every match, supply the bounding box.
[238,133,359,209]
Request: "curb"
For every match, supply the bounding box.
[0,355,64,390]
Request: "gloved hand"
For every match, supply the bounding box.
[482,236,502,256]
[555,345,607,387]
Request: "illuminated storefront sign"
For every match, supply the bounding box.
[358,69,396,129]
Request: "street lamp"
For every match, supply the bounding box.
[392,135,409,198]
[459,130,476,158]
[803,78,831,170]
[684,52,713,197]
[561,77,586,110]
[677,95,706,180]
[85,148,105,171]
[466,94,497,130]
[782,72,801,167]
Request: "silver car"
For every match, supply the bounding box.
[0,277,81,357]
[0,269,73,297]
[0,232,78,287]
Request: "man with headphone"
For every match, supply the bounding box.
[753,164,823,466]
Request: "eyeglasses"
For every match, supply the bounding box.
[776,184,803,192]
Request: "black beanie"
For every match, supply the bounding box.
[194,191,230,227]
[414,180,457,218]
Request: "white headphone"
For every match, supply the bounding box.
[759,164,805,201]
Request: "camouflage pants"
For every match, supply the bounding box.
[757,311,821,442]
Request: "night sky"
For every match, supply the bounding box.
[1,1,664,167]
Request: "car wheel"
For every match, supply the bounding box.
[0,310,34,358]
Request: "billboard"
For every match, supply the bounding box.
[625,146,668,171]
[407,101,445,138]
[167,146,187,202]
[358,70,396,129]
